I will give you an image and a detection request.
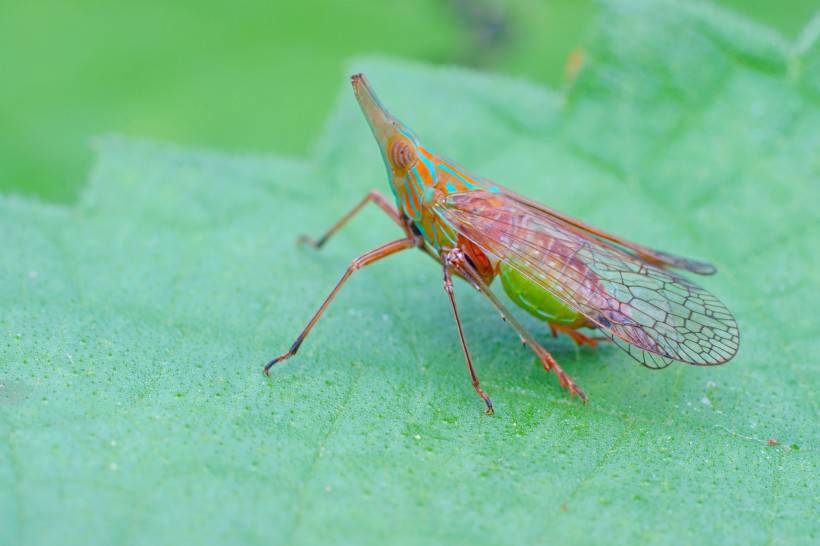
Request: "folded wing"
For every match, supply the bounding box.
[436,190,739,368]
[495,184,717,275]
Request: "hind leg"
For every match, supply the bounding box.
[549,323,610,348]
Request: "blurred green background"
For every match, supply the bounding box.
[1,0,815,203]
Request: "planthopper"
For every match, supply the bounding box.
[263,74,739,414]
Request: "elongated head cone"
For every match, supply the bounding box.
[351,73,418,170]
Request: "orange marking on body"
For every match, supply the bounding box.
[403,178,421,218]
[435,171,463,193]
[458,234,495,284]
[441,157,480,187]
[414,155,434,186]
[407,172,424,215]
[419,147,436,163]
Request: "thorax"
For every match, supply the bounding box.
[392,148,487,252]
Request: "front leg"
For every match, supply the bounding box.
[264,236,419,374]
[299,189,409,248]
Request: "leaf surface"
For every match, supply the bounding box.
[1,1,818,544]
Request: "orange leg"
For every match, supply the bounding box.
[299,188,445,268]
[298,189,408,248]
[548,323,610,348]
[264,237,418,374]
[441,251,494,415]
[446,249,587,402]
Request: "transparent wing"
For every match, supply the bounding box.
[494,183,717,275]
[436,190,739,368]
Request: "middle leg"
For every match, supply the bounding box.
[448,251,587,402]
[440,251,494,415]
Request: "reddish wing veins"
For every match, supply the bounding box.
[435,191,739,369]
[494,184,717,275]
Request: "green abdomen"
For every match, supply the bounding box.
[499,263,585,326]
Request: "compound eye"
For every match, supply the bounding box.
[388,136,417,172]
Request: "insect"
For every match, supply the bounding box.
[264,74,739,414]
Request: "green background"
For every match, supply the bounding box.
[1,1,818,545]
[1,0,817,202]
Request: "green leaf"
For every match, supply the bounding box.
[2,1,818,544]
